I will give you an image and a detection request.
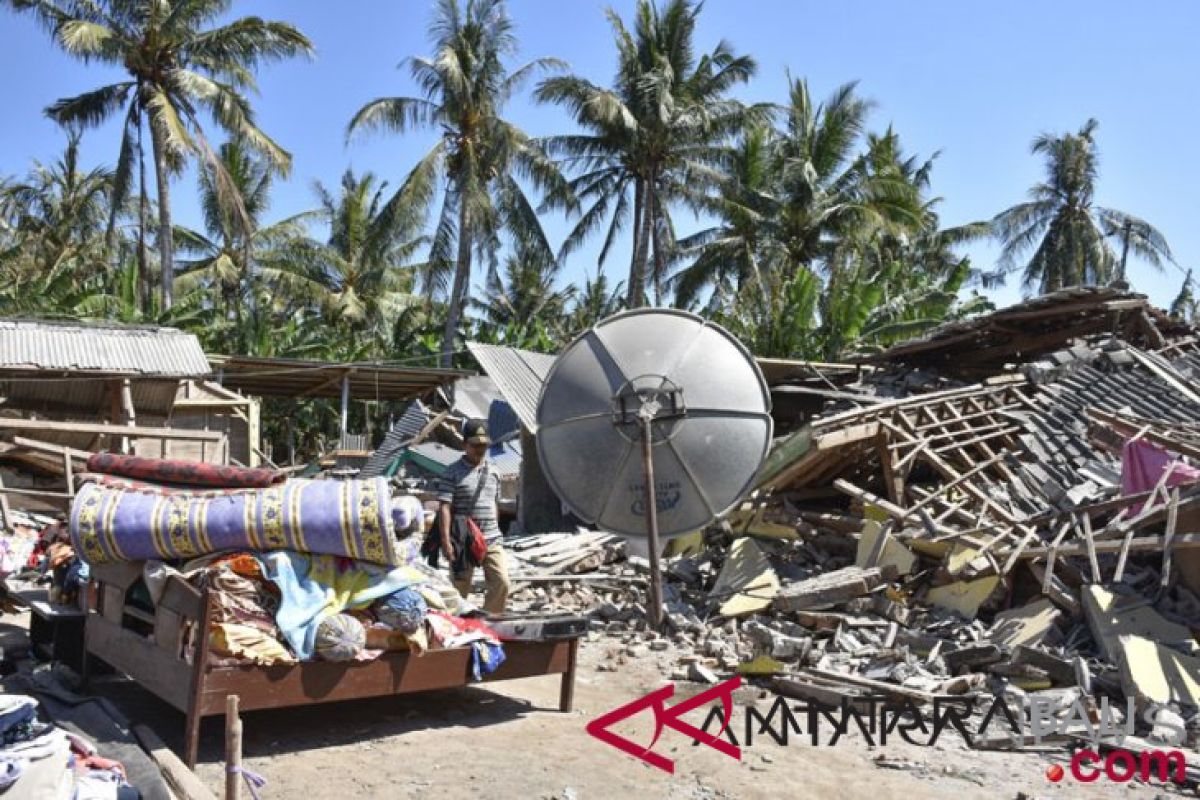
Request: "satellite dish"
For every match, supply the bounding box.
[536,309,773,539]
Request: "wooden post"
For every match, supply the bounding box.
[225,694,242,800]
[121,378,137,455]
[63,451,74,498]
[339,372,350,438]
[0,473,10,532]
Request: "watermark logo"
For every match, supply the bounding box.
[588,678,1190,786]
[585,676,742,773]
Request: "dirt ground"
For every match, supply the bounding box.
[85,632,1196,800]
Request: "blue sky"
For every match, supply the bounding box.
[1,0,1195,310]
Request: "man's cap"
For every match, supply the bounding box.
[464,418,490,445]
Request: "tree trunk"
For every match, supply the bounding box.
[440,198,472,368]
[650,188,667,306]
[626,178,651,308]
[148,116,174,311]
[136,111,150,314]
[1118,221,1132,283]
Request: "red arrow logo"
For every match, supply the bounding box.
[585,677,742,774]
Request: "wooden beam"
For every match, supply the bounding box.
[1014,533,1200,560]
[10,436,91,462]
[0,418,223,442]
[297,367,354,400]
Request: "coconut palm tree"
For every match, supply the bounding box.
[310,170,427,348]
[471,244,575,348]
[175,140,322,352]
[0,130,114,280]
[6,0,313,310]
[992,118,1174,293]
[347,0,567,366]
[536,0,757,307]
[669,124,775,309]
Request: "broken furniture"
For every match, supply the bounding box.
[83,564,581,767]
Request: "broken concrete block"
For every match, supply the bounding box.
[1011,646,1076,686]
[1082,585,1199,662]
[1114,634,1200,708]
[708,537,780,618]
[926,575,1001,619]
[943,644,1005,672]
[986,598,1063,650]
[688,662,719,684]
[855,519,917,576]
[737,654,785,676]
[773,566,891,613]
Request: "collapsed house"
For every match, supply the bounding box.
[0,319,259,516]
[499,287,1200,777]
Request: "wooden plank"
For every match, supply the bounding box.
[133,723,217,800]
[85,614,192,710]
[10,436,92,461]
[1080,513,1101,583]
[876,432,905,504]
[1015,533,1200,560]
[0,417,223,442]
[196,640,575,716]
[1041,519,1073,595]
[1162,487,1181,588]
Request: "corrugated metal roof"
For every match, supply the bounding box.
[466,342,557,433]
[210,355,469,400]
[452,376,499,421]
[0,318,210,376]
[360,400,430,478]
[488,438,522,478]
[405,441,464,475]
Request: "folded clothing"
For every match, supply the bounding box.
[86,454,284,489]
[260,551,430,660]
[211,623,296,666]
[424,612,506,680]
[0,696,37,740]
[373,588,428,635]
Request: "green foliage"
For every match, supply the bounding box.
[4,1,1183,456]
[991,119,1174,293]
[537,0,757,308]
[677,84,989,359]
[5,0,314,309]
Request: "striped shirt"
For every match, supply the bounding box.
[436,457,502,541]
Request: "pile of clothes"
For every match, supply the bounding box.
[2,515,88,608]
[0,694,138,799]
[70,454,507,676]
[137,536,506,678]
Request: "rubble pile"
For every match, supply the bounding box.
[505,288,1200,783]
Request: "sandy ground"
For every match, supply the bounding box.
[83,632,1196,800]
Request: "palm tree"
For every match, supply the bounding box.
[669,124,775,309]
[175,140,320,352]
[0,130,113,280]
[347,0,567,366]
[569,269,626,334]
[471,245,575,349]
[7,0,313,310]
[536,0,756,307]
[992,118,1174,293]
[310,170,426,347]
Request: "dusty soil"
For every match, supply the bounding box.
[89,633,1196,800]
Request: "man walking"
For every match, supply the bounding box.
[436,419,510,614]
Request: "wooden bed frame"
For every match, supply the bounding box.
[82,565,580,767]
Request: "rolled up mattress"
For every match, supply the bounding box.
[71,478,397,566]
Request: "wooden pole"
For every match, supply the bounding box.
[225,695,242,800]
[339,373,350,439]
[640,415,664,629]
